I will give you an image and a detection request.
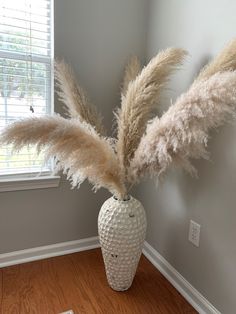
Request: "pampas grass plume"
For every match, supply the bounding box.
[122,55,141,96]
[197,38,236,81]
[130,71,236,183]
[1,115,125,198]
[54,59,105,135]
[116,48,187,178]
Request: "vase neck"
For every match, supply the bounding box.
[113,195,131,202]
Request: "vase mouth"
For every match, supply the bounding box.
[113,195,131,202]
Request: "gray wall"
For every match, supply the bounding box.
[0,0,148,253]
[140,1,236,313]
[54,0,148,130]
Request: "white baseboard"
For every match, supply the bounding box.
[0,237,219,314]
[0,236,100,268]
[143,241,220,314]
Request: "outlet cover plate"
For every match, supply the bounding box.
[189,220,201,247]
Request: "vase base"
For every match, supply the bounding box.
[109,284,131,292]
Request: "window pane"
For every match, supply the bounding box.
[0,58,50,122]
[0,0,53,177]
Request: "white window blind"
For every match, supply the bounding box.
[0,0,53,177]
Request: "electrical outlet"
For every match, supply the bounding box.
[188,220,201,247]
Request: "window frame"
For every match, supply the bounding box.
[0,0,60,192]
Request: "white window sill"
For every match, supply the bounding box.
[0,175,61,192]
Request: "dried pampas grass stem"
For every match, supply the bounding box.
[55,60,105,135]
[130,72,236,183]
[1,115,125,198]
[121,55,141,96]
[196,38,236,81]
[117,48,187,177]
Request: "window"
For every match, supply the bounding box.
[0,0,53,179]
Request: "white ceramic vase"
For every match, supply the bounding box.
[98,195,147,291]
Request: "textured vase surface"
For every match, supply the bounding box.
[98,195,147,291]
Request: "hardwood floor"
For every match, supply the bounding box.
[0,249,197,314]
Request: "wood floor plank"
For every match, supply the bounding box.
[0,249,197,314]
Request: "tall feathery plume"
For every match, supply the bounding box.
[129,72,236,183]
[196,39,236,81]
[54,59,105,135]
[116,48,187,179]
[0,115,126,198]
[121,55,141,96]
